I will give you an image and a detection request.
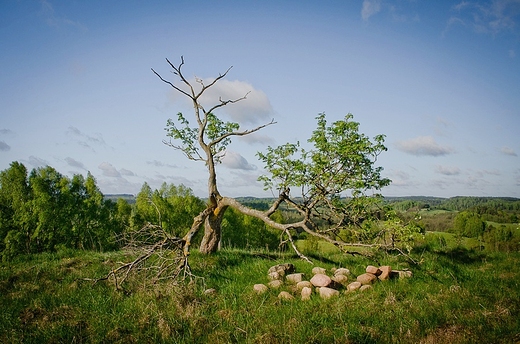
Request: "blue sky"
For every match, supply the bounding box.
[1,0,519,198]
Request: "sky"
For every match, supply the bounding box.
[1,0,519,199]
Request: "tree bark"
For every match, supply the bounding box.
[199,203,228,254]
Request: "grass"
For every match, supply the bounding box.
[1,243,519,343]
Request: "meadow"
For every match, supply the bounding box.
[1,233,519,343]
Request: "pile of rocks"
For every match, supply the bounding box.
[253,263,412,301]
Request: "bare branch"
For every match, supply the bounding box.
[162,139,205,162]
[151,67,192,99]
[196,66,233,100]
[209,118,276,147]
[86,223,190,289]
[205,91,250,115]
[283,228,313,264]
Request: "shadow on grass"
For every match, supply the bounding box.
[436,246,485,265]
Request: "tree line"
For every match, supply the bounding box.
[0,162,290,261]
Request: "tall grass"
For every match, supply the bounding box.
[1,243,519,343]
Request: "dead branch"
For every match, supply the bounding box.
[85,223,192,290]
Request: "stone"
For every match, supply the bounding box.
[346,281,362,292]
[286,273,305,284]
[310,273,332,287]
[278,291,294,300]
[312,267,327,275]
[359,285,372,292]
[366,265,382,276]
[268,263,295,276]
[357,273,377,285]
[296,281,313,290]
[301,287,312,301]
[398,270,413,278]
[267,280,283,289]
[332,274,348,285]
[204,288,217,295]
[268,271,282,281]
[253,284,268,294]
[334,268,351,277]
[318,287,340,299]
[378,266,392,281]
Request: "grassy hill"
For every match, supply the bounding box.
[1,237,519,343]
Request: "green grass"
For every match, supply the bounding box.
[418,209,455,216]
[1,245,519,343]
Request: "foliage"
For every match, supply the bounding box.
[220,208,280,250]
[0,162,207,261]
[131,182,205,237]
[453,211,486,238]
[0,163,124,260]
[484,223,520,252]
[257,113,398,252]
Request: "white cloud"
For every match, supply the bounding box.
[120,168,136,176]
[169,77,274,125]
[222,151,257,170]
[238,133,276,146]
[362,0,382,21]
[67,126,107,151]
[500,146,517,156]
[448,0,520,36]
[65,157,86,169]
[433,117,453,137]
[146,160,178,168]
[435,165,461,175]
[28,156,49,167]
[0,129,15,136]
[395,136,454,156]
[202,79,273,124]
[40,0,87,32]
[0,141,10,152]
[98,162,121,178]
[476,169,501,177]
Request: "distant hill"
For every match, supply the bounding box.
[104,194,136,204]
[104,194,520,212]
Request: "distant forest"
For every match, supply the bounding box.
[106,194,520,213]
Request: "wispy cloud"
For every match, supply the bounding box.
[65,157,86,170]
[386,169,415,187]
[98,162,122,178]
[0,141,10,152]
[222,151,257,171]
[239,133,276,146]
[447,0,520,36]
[28,156,49,167]
[0,129,15,135]
[435,165,461,175]
[395,136,454,156]
[66,126,107,151]
[362,0,382,21]
[146,160,178,168]
[39,0,87,32]
[500,146,517,156]
[361,0,420,23]
[120,168,136,176]
[433,117,453,137]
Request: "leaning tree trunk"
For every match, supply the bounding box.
[199,155,228,254]
[199,203,228,254]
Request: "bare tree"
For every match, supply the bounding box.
[152,56,276,255]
